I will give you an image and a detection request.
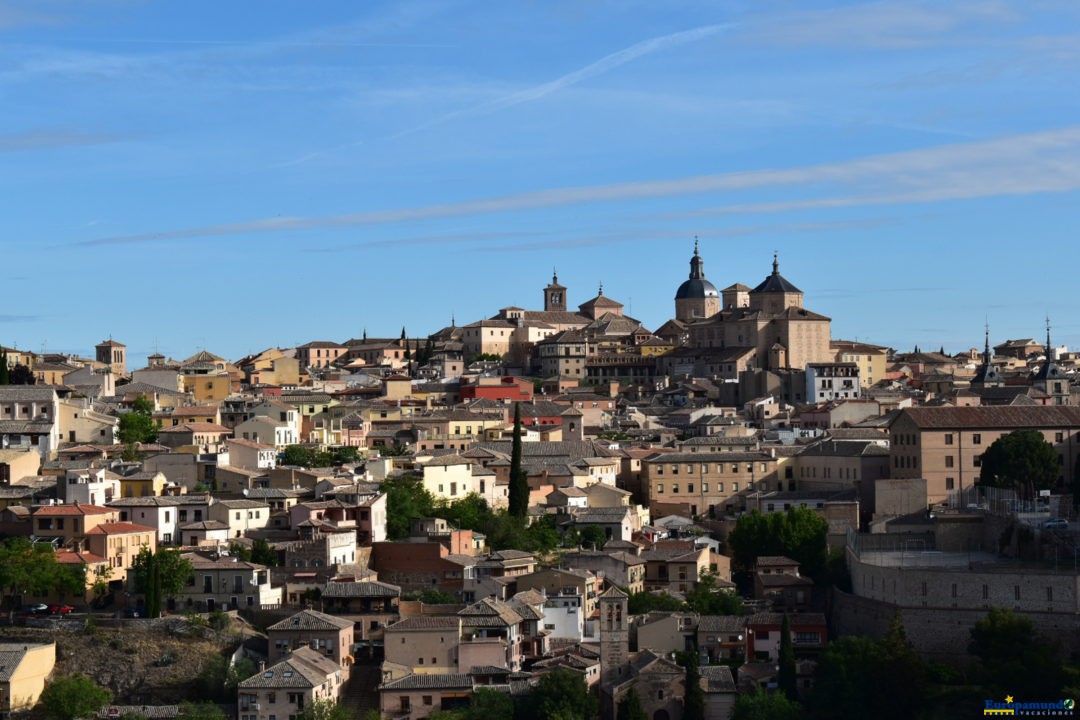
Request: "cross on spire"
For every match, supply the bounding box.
[693,235,699,256]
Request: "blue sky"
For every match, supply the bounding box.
[3,0,1079,364]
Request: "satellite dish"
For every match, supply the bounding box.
[242,488,249,497]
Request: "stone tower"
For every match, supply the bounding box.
[674,239,720,321]
[544,270,567,312]
[971,324,1002,389]
[1032,318,1069,405]
[599,585,629,690]
[95,338,126,377]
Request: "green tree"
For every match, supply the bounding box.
[616,689,648,720]
[406,588,457,604]
[250,538,278,566]
[969,607,1064,699]
[465,687,515,720]
[508,402,529,518]
[526,668,597,720]
[731,689,803,720]
[133,547,193,618]
[296,699,351,720]
[381,475,435,539]
[627,590,685,615]
[578,525,608,549]
[777,614,796,700]
[685,569,744,616]
[978,429,1060,500]
[0,350,8,385]
[40,673,111,720]
[8,364,34,385]
[809,636,884,719]
[281,445,315,467]
[683,652,706,720]
[728,507,828,578]
[810,627,928,720]
[435,493,493,533]
[178,701,226,720]
[118,394,158,445]
[0,538,69,610]
[877,612,927,718]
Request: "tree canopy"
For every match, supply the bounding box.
[296,699,351,720]
[524,668,598,720]
[133,547,193,617]
[810,619,927,720]
[508,402,529,518]
[968,607,1064,699]
[280,445,360,468]
[731,690,803,720]
[381,475,436,539]
[978,429,1059,500]
[40,674,111,720]
[685,569,744,615]
[616,689,648,720]
[0,538,86,607]
[728,506,829,577]
[118,394,158,445]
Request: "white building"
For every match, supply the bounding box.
[805,362,861,403]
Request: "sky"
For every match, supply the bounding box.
[3,0,1080,365]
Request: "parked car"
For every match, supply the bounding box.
[1044,518,1069,530]
[48,604,74,615]
[25,603,49,615]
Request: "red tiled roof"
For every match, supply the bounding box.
[85,521,156,535]
[158,422,231,434]
[33,504,115,517]
[56,550,108,565]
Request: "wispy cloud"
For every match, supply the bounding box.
[0,128,121,152]
[743,0,1020,49]
[304,229,551,253]
[387,22,735,140]
[0,314,40,323]
[71,125,1080,247]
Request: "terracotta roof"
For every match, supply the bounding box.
[33,504,114,517]
[895,405,1080,429]
[85,521,156,535]
[238,647,339,689]
[158,422,231,434]
[268,609,353,631]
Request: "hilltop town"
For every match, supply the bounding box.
[0,248,1077,720]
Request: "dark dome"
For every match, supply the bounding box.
[675,240,718,299]
[676,277,719,299]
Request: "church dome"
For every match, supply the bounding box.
[675,241,719,299]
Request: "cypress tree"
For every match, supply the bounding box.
[683,651,706,720]
[778,613,797,700]
[0,349,8,385]
[508,402,528,517]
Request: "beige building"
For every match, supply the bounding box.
[237,646,344,720]
[267,609,355,678]
[383,616,461,677]
[888,406,1080,505]
[686,254,833,373]
[0,642,56,714]
[644,451,779,517]
[832,340,890,388]
[85,521,156,573]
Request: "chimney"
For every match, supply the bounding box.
[258,661,266,672]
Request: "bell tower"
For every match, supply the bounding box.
[599,586,629,687]
[544,270,567,312]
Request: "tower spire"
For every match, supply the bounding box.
[772,251,779,275]
[693,235,699,256]
[1046,315,1052,358]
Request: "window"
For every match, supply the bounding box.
[732,482,739,492]
[423,696,433,706]
[1055,432,1064,443]
[945,433,954,445]
[982,584,988,599]
[702,483,708,493]
[945,456,954,468]
[951,584,957,598]
[946,477,955,490]
[974,455,982,468]
[657,484,664,494]
[1015,585,1021,600]
[1047,587,1053,602]
[672,484,679,494]
[973,433,982,445]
